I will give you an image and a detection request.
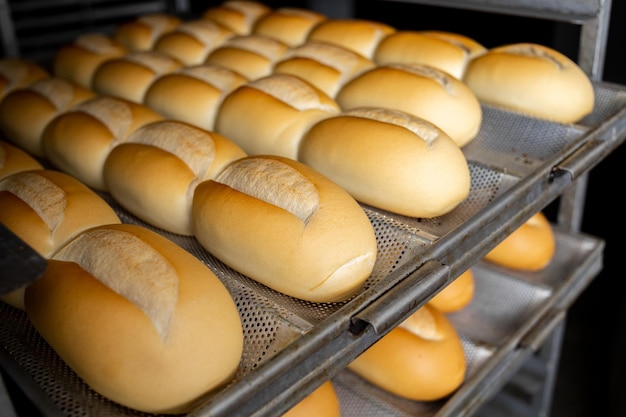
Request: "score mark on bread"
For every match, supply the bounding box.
[127,120,216,179]
[54,228,177,340]
[398,304,444,341]
[347,107,440,145]
[0,171,66,233]
[216,157,318,223]
[251,74,337,111]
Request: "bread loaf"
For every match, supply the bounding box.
[202,0,271,36]
[483,211,556,271]
[144,64,247,131]
[204,34,289,80]
[0,77,96,157]
[463,43,595,123]
[42,96,164,190]
[272,40,375,98]
[0,58,49,101]
[336,63,482,147]
[252,7,327,47]
[24,223,244,414]
[91,51,183,103]
[192,155,378,303]
[0,169,121,309]
[114,13,182,52]
[427,269,475,313]
[282,381,341,417]
[215,73,340,159]
[374,30,487,79]
[0,140,43,180]
[298,107,471,218]
[153,19,234,66]
[306,18,396,59]
[348,304,466,401]
[104,120,247,235]
[52,33,127,88]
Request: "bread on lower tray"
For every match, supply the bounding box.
[483,211,556,272]
[348,303,467,401]
[282,380,341,417]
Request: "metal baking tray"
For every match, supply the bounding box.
[0,80,625,417]
[332,229,603,417]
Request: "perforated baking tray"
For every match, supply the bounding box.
[0,80,625,417]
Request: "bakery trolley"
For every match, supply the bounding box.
[0,0,624,416]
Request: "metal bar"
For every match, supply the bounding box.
[0,0,19,57]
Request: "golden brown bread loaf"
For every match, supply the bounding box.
[336,63,482,147]
[192,155,378,303]
[144,64,248,131]
[104,120,247,235]
[215,73,340,159]
[91,50,183,103]
[152,19,234,66]
[0,169,121,309]
[252,7,327,47]
[52,33,127,88]
[0,77,96,157]
[24,223,244,414]
[204,34,289,80]
[272,40,376,98]
[306,18,396,59]
[298,107,471,218]
[114,13,182,52]
[0,140,44,180]
[483,211,556,271]
[0,58,50,101]
[463,43,595,123]
[348,303,466,401]
[374,30,487,79]
[202,0,271,36]
[282,380,341,417]
[42,96,164,190]
[427,269,475,313]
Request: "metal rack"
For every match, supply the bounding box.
[302,1,615,417]
[0,1,624,417]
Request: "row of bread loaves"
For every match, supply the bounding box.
[0,57,379,305]
[0,145,245,414]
